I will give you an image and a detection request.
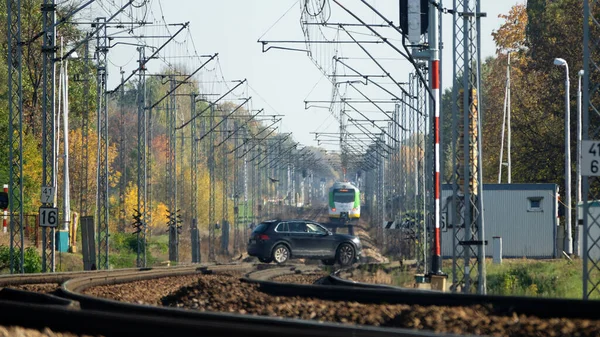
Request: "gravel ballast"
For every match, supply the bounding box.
[270,272,326,284]
[159,274,600,337]
[9,269,600,337]
[0,326,97,337]
[4,283,62,294]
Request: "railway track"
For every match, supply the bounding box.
[0,262,448,337]
[1,261,600,336]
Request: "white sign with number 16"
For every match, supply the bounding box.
[39,207,58,228]
[582,141,600,176]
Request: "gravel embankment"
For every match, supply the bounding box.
[270,272,326,284]
[8,270,600,336]
[83,274,206,305]
[4,283,62,294]
[160,274,600,337]
[0,326,97,337]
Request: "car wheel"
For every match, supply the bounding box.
[272,244,290,264]
[321,259,335,266]
[336,243,355,266]
[258,257,272,263]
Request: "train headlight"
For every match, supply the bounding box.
[331,208,336,212]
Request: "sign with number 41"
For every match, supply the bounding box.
[582,141,600,176]
[41,186,55,204]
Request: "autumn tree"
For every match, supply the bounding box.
[480,1,584,189]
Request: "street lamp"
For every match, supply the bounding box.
[576,69,584,256]
[554,57,573,255]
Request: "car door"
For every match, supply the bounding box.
[273,222,291,247]
[305,222,336,257]
[287,221,311,257]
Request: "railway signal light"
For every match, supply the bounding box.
[399,0,429,36]
[0,190,7,210]
[131,209,144,234]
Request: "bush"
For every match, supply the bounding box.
[109,251,136,269]
[0,245,42,273]
[23,247,42,273]
[125,234,145,252]
[108,232,161,269]
[111,232,147,253]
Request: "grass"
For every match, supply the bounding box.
[350,262,415,287]
[441,258,583,298]
[55,251,85,272]
[485,259,582,298]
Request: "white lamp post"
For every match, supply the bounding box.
[554,57,573,255]
[576,69,584,257]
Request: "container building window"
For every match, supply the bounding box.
[527,197,543,212]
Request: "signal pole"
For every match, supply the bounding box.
[430,0,443,276]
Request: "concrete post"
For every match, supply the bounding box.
[493,236,502,264]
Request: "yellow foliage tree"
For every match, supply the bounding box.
[68,127,119,218]
[152,202,169,229]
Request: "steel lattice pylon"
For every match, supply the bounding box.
[389,104,400,225]
[256,146,263,222]
[221,117,229,255]
[377,135,386,246]
[190,94,200,262]
[233,122,240,254]
[147,104,154,235]
[119,70,126,232]
[250,143,257,228]
[400,93,410,253]
[95,17,109,270]
[450,0,486,294]
[414,68,428,275]
[79,38,90,219]
[208,106,216,261]
[7,0,24,274]
[41,0,57,273]
[583,0,600,299]
[243,134,249,245]
[166,96,173,260]
[167,75,178,263]
[136,47,147,267]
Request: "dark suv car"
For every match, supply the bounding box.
[247,219,362,266]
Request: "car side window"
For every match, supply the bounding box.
[275,222,289,232]
[306,223,326,234]
[289,222,307,233]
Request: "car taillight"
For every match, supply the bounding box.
[258,234,269,241]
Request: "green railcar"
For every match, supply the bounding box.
[328,181,360,223]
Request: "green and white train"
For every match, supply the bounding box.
[328,181,360,223]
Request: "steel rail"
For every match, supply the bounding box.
[10,260,600,335]
[61,263,252,294]
[244,264,322,281]
[0,265,166,287]
[321,264,600,320]
[55,263,451,337]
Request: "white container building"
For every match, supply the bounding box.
[440,183,560,259]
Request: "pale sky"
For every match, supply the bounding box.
[85,0,525,152]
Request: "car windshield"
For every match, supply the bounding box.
[252,222,270,234]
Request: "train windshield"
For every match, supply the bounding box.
[333,189,355,203]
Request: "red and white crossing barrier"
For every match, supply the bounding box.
[3,184,8,233]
